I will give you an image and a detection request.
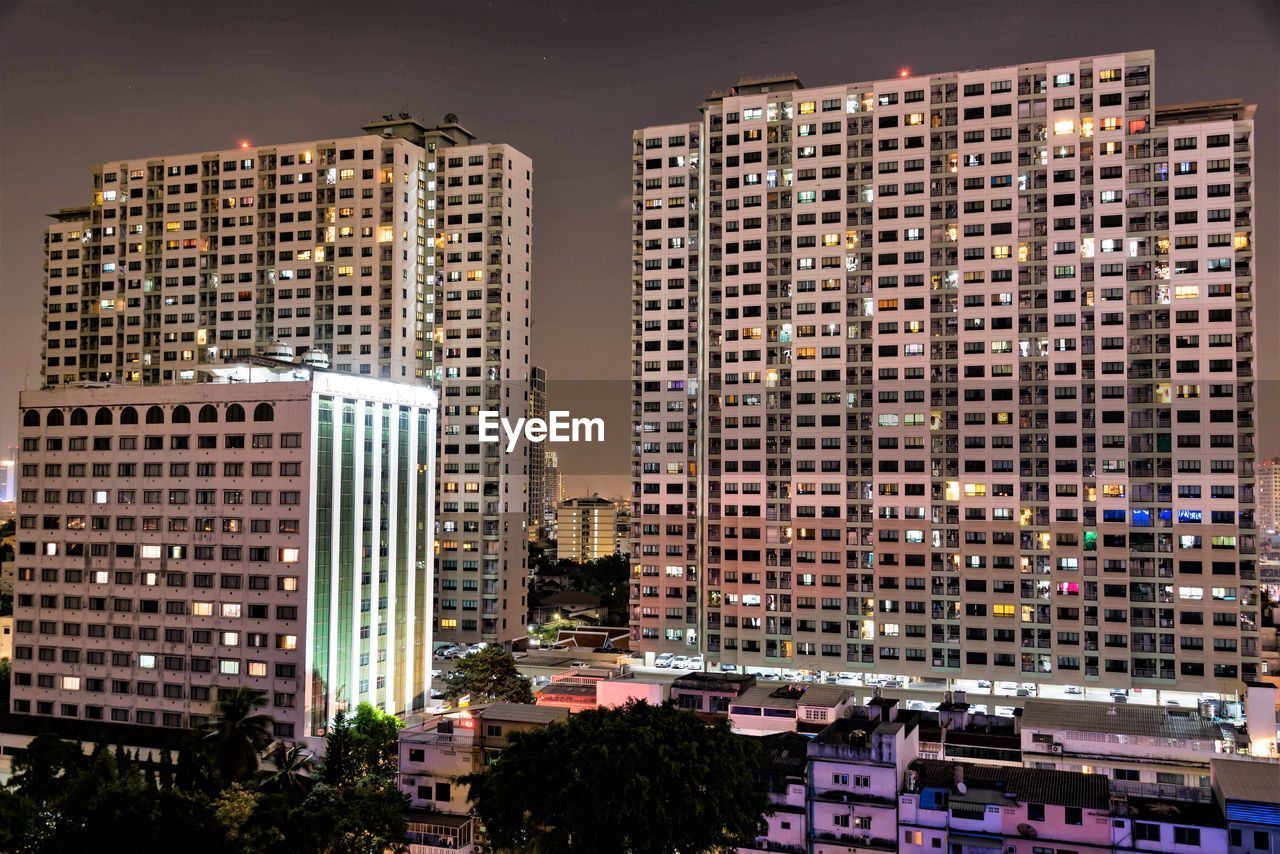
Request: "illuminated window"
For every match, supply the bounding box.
[192,601,213,616]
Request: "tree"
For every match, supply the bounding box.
[466,701,769,853]
[444,646,534,705]
[349,703,402,783]
[257,741,314,801]
[318,708,356,787]
[201,687,276,785]
[295,782,409,854]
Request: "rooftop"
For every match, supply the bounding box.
[474,702,568,726]
[1021,698,1228,742]
[1156,99,1255,125]
[672,672,757,693]
[733,683,853,711]
[1212,759,1280,804]
[910,759,1111,810]
[753,731,811,778]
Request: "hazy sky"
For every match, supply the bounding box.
[1,0,1276,499]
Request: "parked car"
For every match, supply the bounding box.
[1015,688,1031,698]
[434,646,462,659]
[671,655,690,669]
[719,662,737,673]
[977,680,992,689]
[1064,686,1082,695]
[463,643,489,656]
[654,653,675,668]
[685,655,704,670]
[1114,694,1129,704]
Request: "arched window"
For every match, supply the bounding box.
[22,410,40,428]
[225,403,245,423]
[70,408,88,426]
[253,402,275,422]
[146,406,165,424]
[172,405,191,423]
[120,407,139,425]
[46,409,64,427]
[198,404,218,423]
[95,407,113,426]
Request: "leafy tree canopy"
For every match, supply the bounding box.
[444,646,534,705]
[466,700,769,853]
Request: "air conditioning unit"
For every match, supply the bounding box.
[1050,743,1063,754]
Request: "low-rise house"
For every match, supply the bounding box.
[900,761,1114,854]
[730,684,855,735]
[741,732,809,854]
[1020,698,1238,794]
[671,672,757,718]
[807,717,918,852]
[1213,758,1280,854]
[397,702,568,816]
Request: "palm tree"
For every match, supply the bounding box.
[258,741,314,801]
[202,687,275,786]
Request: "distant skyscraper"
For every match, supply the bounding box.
[1258,459,1279,534]
[10,367,437,738]
[529,367,548,539]
[544,450,563,515]
[631,50,1258,692]
[557,497,620,562]
[39,117,533,650]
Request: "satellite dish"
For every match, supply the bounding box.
[1018,823,1038,838]
[444,113,459,124]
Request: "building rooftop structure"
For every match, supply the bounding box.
[910,758,1111,810]
[1020,698,1231,743]
[1211,758,1280,805]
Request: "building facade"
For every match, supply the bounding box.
[40,117,532,650]
[9,367,436,740]
[631,50,1258,694]
[557,496,620,562]
[529,366,548,539]
[1257,458,1278,534]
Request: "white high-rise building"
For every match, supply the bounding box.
[631,50,1259,693]
[10,365,436,740]
[40,116,532,649]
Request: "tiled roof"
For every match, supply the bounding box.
[910,758,1110,809]
[1021,698,1225,741]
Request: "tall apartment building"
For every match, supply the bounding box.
[40,116,532,649]
[631,50,1258,694]
[1256,458,1278,533]
[556,496,620,563]
[528,366,548,539]
[9,366,437,740]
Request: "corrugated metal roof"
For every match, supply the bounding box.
[911,758,1110,809]
[1212,758,1280,805]
[1021,698,1224,741]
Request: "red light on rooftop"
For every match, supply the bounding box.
[239,140,251,149]
[899,68,910,78]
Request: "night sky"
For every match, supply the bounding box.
[1,0,1276,499]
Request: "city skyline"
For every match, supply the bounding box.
[2,0,1277,501]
